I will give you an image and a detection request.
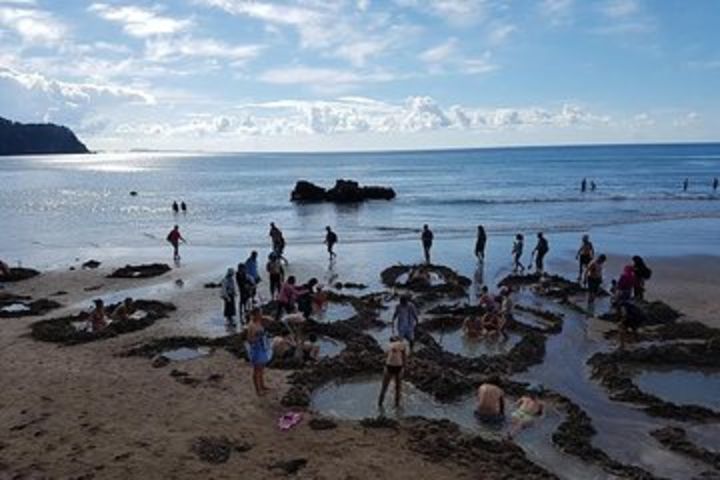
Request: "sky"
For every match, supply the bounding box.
[0,0,719,152]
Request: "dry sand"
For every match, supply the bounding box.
[2,254,719,479]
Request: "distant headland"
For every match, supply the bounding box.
[0,116,89,156]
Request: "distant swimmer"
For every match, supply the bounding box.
[172,201,179,214]
[181,201,187,213]
[714,177,718,192]
[590,181,597,192]
[421,224,434,264]
[683,178,689,192]
[532,232,549,274]
[166,225,186,261]
[475,225,487,260]
[512,234,524,273]
[324,226,338,260]
[580,178,587,193]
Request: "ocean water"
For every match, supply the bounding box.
[2,143,720,267]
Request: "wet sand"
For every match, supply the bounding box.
[1,251,719,479]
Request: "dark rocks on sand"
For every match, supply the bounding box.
[81,260,101,270]
[333,281,368,290]
[190,436,252,464]
[651,427,720,471]
[1,267,40,282]
[269,458,308,475]
[308,418,337,430]
[291,179,395,203]
[380,264,471,299]
[0,295,62,318]
[108,263,171,279]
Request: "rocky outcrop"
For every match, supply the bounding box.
[108,263,171,279]
[291,179,395,203]
[0,292,61,318]
[0,116,89,156]
[1,267,40,282]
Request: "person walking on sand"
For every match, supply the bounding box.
[475,377,505,425]
[532,232,549,274]
[581,178,587,193]
[508,385,545,438]
[247,307,272,396]
[378,336,408,408]
[512,234,525,273]
[220,268,237,325]
[421,224,434,264]
[172,201,179,214]
[576,235,595,283]
[475,225,487,260]
[166,225,185,261]
[584,254,606,304]
[265,252,284,300]
[393,294,419,352]
[324,226,338,260]
[683,178,689,192]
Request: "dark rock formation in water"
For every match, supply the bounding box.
[1,267,40,282]
[0,116,89,156]
[0,292,62,318]
[108,263,171,278]
[291,179,395,203]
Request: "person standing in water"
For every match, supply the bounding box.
[245,251,260,285]
[172,201,179,214]
[324,226,338,260]
[475,225,487,260]
[220,268,237,324]
[421,224,434,264]
[590,181,597,192]
[683,178,689,192]
[584,254,606,304]
[166,225,185,261]
[576,235,595,283]
[378,336,408,408]
[713,177,718,192]
[512,234,525,273]
[265,253,284,300]
[393,294,418,352]
[269,223,286,259]
[581,178,587,193]
[532,232,549,274]
[181,201,187,213]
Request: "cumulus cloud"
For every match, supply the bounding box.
[0,2,66,44]
[89,3,192,37]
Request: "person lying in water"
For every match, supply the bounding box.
[508,386,545,438]
[475,376,506,425]
[111,297,134,322]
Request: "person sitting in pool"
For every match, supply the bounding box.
[271,334,297,360]
[478,286,497,314]
[312,285,327,313]
[111,297,135,322]
[408,266,431,287]
[463,312,483,337]
[508,385,545,438]
[378,336,408,408]
[300,333,320,361]
[89,299,108,333]
[475,376,506,425]
[481,311,504,337]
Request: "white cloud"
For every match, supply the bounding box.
[145,37,264,63]
[602,0,639,19]
[420,40,497,75]
[419,38,457,64]
[488,23,516,45]
[540,0,573,24]
[258,66,398,92]
[0,3,66,44]
[394,0,489,25]
[89,3,192,37]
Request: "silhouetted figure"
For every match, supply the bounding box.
[421,224,434,264]
[713,177,718,192]
[475,225,487,260]
[532,232,549,274]
[325,226,338,260]
[683,178,689,192]
[166,225,185,260]
[590,181,597,192]
[172,201,179,213]
[512,234,524,273]
[269,222,286,259]
[181,201,187,213]
[580,178,587,193]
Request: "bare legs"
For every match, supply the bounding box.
[378,369,402,407]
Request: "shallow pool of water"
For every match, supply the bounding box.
[429,328,522,357]
[162,346,211,361]
[316,302,357,323]
[632,368,720,411]
[318,337,345,358]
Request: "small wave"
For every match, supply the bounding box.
[414,193,720,207]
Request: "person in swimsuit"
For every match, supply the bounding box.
[512,234,524,273]
[166,225,185,261]
[475,376,506,425]
[421,224,433,264]
[89,299,107,332]
[393,295,418,351]
[378,336,408,408]
[584,254,606,304]
[111,297,134,322]
[266,253,284,300]
[247,308,272,396]
[276,276,306,321]
[324,226,338,260]
[509,386,545,438]
[576,235,595,283]
[475,225,487,260]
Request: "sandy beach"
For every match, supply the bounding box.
[2,248,720,480]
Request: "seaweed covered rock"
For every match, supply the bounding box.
[1,267,40,282]
[291,179,395,203]
[0,293,61,318]
[380,264,471,299]
[31,300,175,345]
[108,263,171,279]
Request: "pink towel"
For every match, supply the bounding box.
[278,412,303,431]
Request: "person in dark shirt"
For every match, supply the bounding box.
[324,226,338,260]
[475,225,487,260]
[532,232,549,274]
[421,224,434,264]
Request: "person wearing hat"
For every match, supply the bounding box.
[508,385,545,438]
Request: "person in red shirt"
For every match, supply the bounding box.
[166,225,185,260]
